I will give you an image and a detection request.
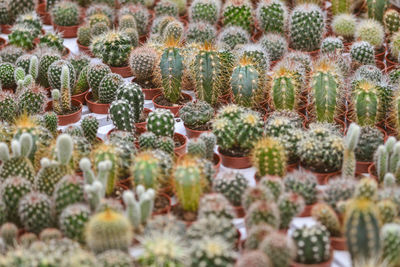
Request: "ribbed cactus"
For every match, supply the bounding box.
[355,177,378,201]
[51,65,72,115]
[222,0,254,32]
[87,63,111,101]
[53,175,84,217]
[259,33,288,62]
[213,172,248,206]
[173,157,203,212]
[115,83,144,123]
[355,126,384,162]
[350,80,381,126]
[251,137,287,178]
[0,92,18,122]
[350,41,376,66]
[59,203,90,243]
[51,1,80,26]
[312,203,342,237]
[185,22,216,44]
[48,59,76,91]
[38,52,61,88]
[80,116,99,144]
[278,192,304,229]
[190,237,237,266]
[77,24,91,46]
[122,185,155,229]
[217,26,249,50]
[155,0,178,17]
[245,200,280,229]
[355,19,385,48]
[320,37,344,54]
[18,85,48,116]
[131,151,162,190]
[342,123,361,178]
[345,199,381,261]
[85,209,133,254]
[292,224,331,264]
[256,0,287,33]
[0,62,16,89]
[289,4,325,52]
[146,109,175,137]
[284,169,318,205]
[189,0,220,25]
[310,58,343,123]
[129,46,159,87]
[384,9,400,35]
[260,231,296,267]
[381,223,400,266]
[98,73,124,104]
[92,144,119,197]
[366,0,387,22]
[331,0,350,15]
[230,57,264,108]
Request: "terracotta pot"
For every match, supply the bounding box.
[290,251,333,267]
[298,203,316,217]
[174,132,187,156]
[152,193,171,215]
[37,3,52,25]
[376,48,386,62]
[110,65,132,78]
[0,37,6,50]
[385,52,397,68]
[218,147,251,169]
[77,40,93,56]
[331,236,347,251]
[142,87,162,100]
[301,167,341,185]
[171,203,196,226]
[287,161,299,172]
[184,124,211,138]
[62,47,70,59]
[53,24,79,38]
[51,99,82,126]
[135,108,152,133]
[1,24,11,34]
[368,163,377,179]
[85,92,110,114]
[356,161,373,174]
[152,93,193,117]
[234,205,245,218]
[376,59,385,70]
[71,90,88,104]
[213,152,222,173]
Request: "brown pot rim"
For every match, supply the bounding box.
[53,24,80,38]
[56,99,82,126]
[174,132,187,156]
[330,236,347,251]
[109,64,132,78]
[290,251,334,267]
[85,91,110,114]
[152,192,172,215]
[152,93,193,116]
[184,123,211,138]
[218,147,251,169]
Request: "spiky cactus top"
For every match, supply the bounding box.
[129,46,160,88]
[256,0,288,33]
[51,1,80,26]
[289,4,325,52]
[189,0,221,25]
[222,0,254,33]
[355,19,385,48]
[147,109,175,137]
[350,41,375,66]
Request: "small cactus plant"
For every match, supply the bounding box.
[122,185,155,229]
[51,1,80,26]
[284,169,318,205]
[189,236,237,266]
[342,123,361,178]
[256,0,288,33]
[146,109,175,137]
[350,41,376,66]
[222,0,254,33]
[355,19,385,48]
[260,231,297,267]
[384,9,400,35]
[366,0,387,22]
[213,172,248,206]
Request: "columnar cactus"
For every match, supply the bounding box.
[173,157,203,212]
[59,203,90,242]
[260,231,296,267]
[345,199,381,261]
[331,0,350,15]
[350,80,382,126]
[199,132,217,161]
[374,138,400,182]
[217,26,249,50]
[350,41,376,66]
[284,169,318,205]
[115,83,144,123]
[384,9,400,35]
[222,0,254,32]
[312,203,342,237]
[289,4,325,52]
[256,0,287,33]
[51,1,80,26]
[87,63,111,101]
[122,185,155,229]
[367,0,387,22]
[292,224,331,264]
[213,172,248,206]
[342,123,361,178]
[131,151,163,190]
[189,0,220,25]
[355,19,385,48]
[85,209,133,254]
[18,192,53,234]
[146,109,175,137]
[51,66,73,115]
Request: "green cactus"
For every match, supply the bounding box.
[38,52,61,88]
[190,237,237,266]
[87,63,112,101]
[260,231,296,267]
[350,80,381,127]
[48,59,76,91]
[292,224,331,264]
[8,24,37,50]
[256,0,287,33]
[118,4,150,36]
[259,176,284,201]
[85,209,133,254]
[146,109,175,137]
[73,65,90,95]
[0,91,18,122]
[122,185,155,229]
[0,62,16,89]
[377,199,397,224]
[312,203,342,237]
[119,14,137,30]
[331,0,350,15]
[222,0,254,32]
[381,223,400,266]
[189,0,220,24]
[88,13,111,27]
[185,22,216,44]
[131,151,163,191]
[0,46,24,64]
[259,33,288,62]
[59,203,90,243]
[199,132,217,161]
[236,251,271,267]
[278,192,305,229]
[179,100,213,130]
[18,84,48,116]
[213,172,248,206]
[97,250,133,267]
[138,132,157,150]
[217,26,249,50]
[197,193,235,220]
[284,169,318,205]
[245,200,280,229]
[80,116,99,144]
[53,175,85,217]
[355,19,385,48]
[244,223,274,250]
[129,46,160,88]
[51,66,72,115]
[173,157,203,212]
[92,144,120,196]
[289,4,325,52]
[51,1,80,26]
[98,73,124,104]
[366,0,387,22]
[320,37,344,54]
[345,199,381,261]
[39,32,64,52]
[350,41,376,66]
[389,30,400,61]
[355,126,384,162]
[384,9,400,35]
[77,24,92,47]
[155,0,178,17]
[18,191,53,234]
[342,123,361,178]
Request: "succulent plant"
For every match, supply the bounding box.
[350,41,376,66]
[122,185,155,229]
[87,63,111,101]
[189,0,220,25]
[59,203,90,243]
[245,200,280,229]
[260,231,296,267]
[97,250,133,267]
[185,22,216,44]
[129,46,160,88]
[366,0,387,22]
[38,51,61,88]
[198,132,217,161]
[147,109,175,137]
[259,33,287,62]
[0,92,18,122]
[355,19,385,48]
[48,59,76,91]
[51,1,80,26]
[98,73,124,104]
[217,26,249,50]
[80,116,99,144]
[283,170,317,205]
[384,9,400,35]
[18,84,48,116]
[77,24,91,46]
[53,174,84,217]
[8,24,37,50]
[190,236,237,266]
[179,100,213,130]
[323,177,356,212]
[0,62,16,89]
[198,193,236,220]
[292,224,331,264]
[0,222,18,247]
[320,37,344,54]
[222,0,254,32]
[381,223,400,266]
[312,203,342,237]
[332,14,357,39]
[236,250,271,267]
[39,32,64,52]
[155,0,178,17]
[213,172,248,206]
[278,192,304,229]
[0,46,24,65]
[355,126,384,162]
[119,4,150,36]
[341,123,361,178]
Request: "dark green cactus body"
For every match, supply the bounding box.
[81,116,99,144]
[0,63,16,88]
[48,60,76,90]
[59,203,90,243]
[53,175,85,217]
[1,177,32,224]
[0,92,18,122]
[223,0,253,32]
[37,163,72,196]
[115,83,144,123]
[0,157,36,183]
[367,0,387,22]
[147,109,175,137]
[352,81,380,126]
[87,63,111,101]
[160,47,184,104]
[38,53,61,88]
[73,65,89,95]
[18,192,53,234]
[109,99,135,132]
[230,62,262,108]
[98,73,124,104]
[256,0,287,33]
[384,9,400,35]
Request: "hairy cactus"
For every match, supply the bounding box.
[85,209,133,254]
[0,91,18,122]
[259,33,288,61]
[278,192,304,229]
[213,172,248,206]
[39,32,64,52]
[331,0,350,15]
[292,224,331,264]
[77,24,91,47]
[118,14,137,30]
[236,250,271,267]
[98,73,124,104]
[355,126,384,162]
[38,52,61,88]
[256,0,287,33]
[350,41,375,66]
[312,203,342,237]
[197,193,235,220]
[0,62,16,89]
[87,63,111,101]
[260,231,296,267]
[155,0,178,17]
[185,22,216,44]
[122,185,155,229]
[289,4,325,52]
[366,0,387,22]
[59,203,90,242]
[355,19,385,48]
[345,199,381,261]
[321,37,344,54]
[53,175,84,217]
[189,0,220,25]
[342,123,361,178]
[18,84,48,116]
[245,200,280,229]
[381,223,400,266]
[18,191,53,234]
[284,169,317,205]
[0,46,24,64]
[217,26,249,50]
[129,46,159,88]
[8,24,36,50]
[222,0,254,32]
[48,59,76,90]
[51,1,80,26]
[190,236,237,266]
[384,9,400,35]
[146,109,175,137]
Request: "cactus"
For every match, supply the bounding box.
[85,3,114,21]
[345,199,381,261]
[123,185,155,229]
[259,33,287,62]
[98,73,124,104]
[217,26,249,50]
[0,92,18,122]
[18,84,48,116]
[189,0,220,25]
[80,116,99,144]
[244,223,274,250]
[91,30,133,68]
[138,132,157,150]
[38,52,61,88]
[298,126,344,173]
[278,192,305,229]
[321,37,344,54]
[97,250,133,267]
[85,209,133,254]
[185,22,216,44]
[59,204,90,243]
[289,4,325,52]
[284,169,317,205]
[355,126,384,162]
[245,200,280,229]
[355,19,385,48]
[173,157,203,212]
[0,223,18,247]
[51,1,80,26]
[1,176,32,224]
[222,0,254,32]
[197,193,235,220]
[350,41,376,66]
[377,199,397,223]
[292,224,331,264]
[384,9,400,35]
[258,176,283,202]
[138,231,189,266]
[131,151,162,190]
[0,46,24,64]
[366,0,387,22]
[179,100,213,130]
[8,24,37,50]
[77,24,92,46]
[91,22,109,37]
[381,223,400,266]
[389,31,400,61]
[212,172,248,206]
[331,0,350,15]
[256,0,287,33]
[39,32,64,52]
[155,0,178,17]
[48,59,76,91]
[87,63,111,101]
[198,132,216,161]
[0,63,16,89]
[312,203,342,237]
[342,123,361,178]
[119,4,150,36]
[236,250,271,267]
[92,144,120,196]
[354,64,383,82]
[190,236,237,266]
[119,14,137,30]
[53,175,85,217]
[88,13,111,27]
[239,44,269,71]
[0,133,35,182]
[185,138,205,158]
[129,46,159,88]
[51,67,72,115]
[18,191,53,234]
[146,109,175,137]
[260,231,296,267]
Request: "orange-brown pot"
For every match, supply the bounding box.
[1,24,11,34]
[142,87,162,100]
[152,193,172,215]
[234,205,245,218]
[152,93,193,117]
[331,236,347,251]
[290,251,333,267]
[37,3,52,25]
[298,203,316,217]
[110,65,132,78]
[356,161,373,174]
[53,24,79,38]
[85,92,110,114]
[77,40,93,57]
[62,47,70,59]
[301,167,341,185]
[71,90,88,105]
[213,153,222,174]
[218,147,251,169]
[50,99,82,126]
[184,124,211,138]
[174,132,187,157]
[135,108,152,133]
[287,162,299,172]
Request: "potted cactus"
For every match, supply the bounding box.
[49,65,82,125]
[51,1,81,38]
[179,100,214,138]
[212,105,264,169]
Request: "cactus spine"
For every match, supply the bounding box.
[342,123,361,178]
